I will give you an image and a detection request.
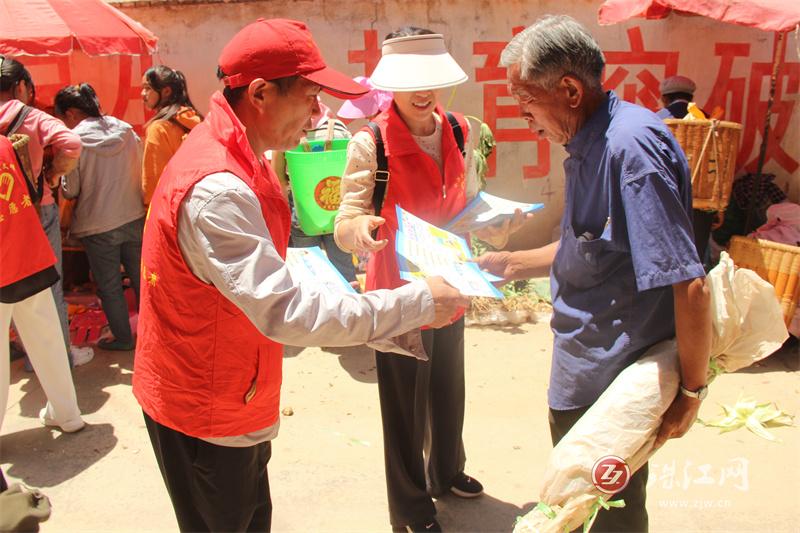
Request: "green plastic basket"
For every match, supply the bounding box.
[285,139,349,235]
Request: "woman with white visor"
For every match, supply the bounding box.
[334,27,521,532]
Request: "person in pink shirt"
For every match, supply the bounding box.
[0,55,93,367]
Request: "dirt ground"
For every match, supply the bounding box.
[1,316,798,532]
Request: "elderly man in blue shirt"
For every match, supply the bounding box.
[477,15,711,532]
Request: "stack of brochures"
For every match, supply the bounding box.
[395,193,543,298]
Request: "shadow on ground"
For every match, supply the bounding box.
[737,337,799,374]
[322,345,377,384]
[11,348,134,420]
[284,345,377,383]
[0,422,116,487]
[283,345,306,358]
[436,493,536,532]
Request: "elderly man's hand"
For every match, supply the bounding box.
[349,215,388,253]
[472,209,531,249]
[424,276,470,329]
[474,251,514,279]
[654,394,702,448]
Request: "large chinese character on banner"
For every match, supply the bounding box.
[706,39,800,174]
[473,27,552,181]
[602,26,679,110]
[348,29,381,77]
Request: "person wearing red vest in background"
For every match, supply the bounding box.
[0,55,94,369]
[334,29,526,532]
[132,19,468,533]
[0,135,84,435]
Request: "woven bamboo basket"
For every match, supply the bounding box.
[728,236,800,326]
[8,133,34,184]
[664,119,742,212]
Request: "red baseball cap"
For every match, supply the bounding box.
[218,19,368,99]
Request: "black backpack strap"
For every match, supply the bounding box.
[367,121,390,219]
[3,105,32,137]
[12,148,40,203]
[445,111,466,158]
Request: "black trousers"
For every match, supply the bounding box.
[143,412,272,532]
[692,208,715,263]
[376,318,467,527]
[549,407,649,533]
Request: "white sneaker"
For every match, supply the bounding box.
[39,406,86,433]
[70,345,94,367]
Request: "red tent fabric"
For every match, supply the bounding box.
[0,0,157,57]
[0,0,158,129]
[598,0,800,32]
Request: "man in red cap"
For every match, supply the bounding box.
[132,19,467,533]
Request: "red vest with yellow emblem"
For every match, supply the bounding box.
[132,92,291,438]
[365,105,468,296]
[0,136,56,294]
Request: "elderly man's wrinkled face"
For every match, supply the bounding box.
[507,64,579,145]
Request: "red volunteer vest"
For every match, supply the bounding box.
[132,92,291,438]
[0,136,55,287]
[365,105,468,302]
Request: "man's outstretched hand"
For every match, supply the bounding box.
[475,251,514,279]
[424,276,470,329]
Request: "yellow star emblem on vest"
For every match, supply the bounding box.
[455,172,465,191]
[148,272,158,286]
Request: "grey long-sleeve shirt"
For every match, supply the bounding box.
[62,116,145,238]
[176,172,434,446]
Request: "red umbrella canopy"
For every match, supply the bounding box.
[599,0,800,32]
[0,0,157,56]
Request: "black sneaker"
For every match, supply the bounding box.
[405,519,442,532]
[450,472,483,498]
[98,338,136,351]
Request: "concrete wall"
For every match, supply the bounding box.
[115,0,800,248]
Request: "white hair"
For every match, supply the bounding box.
[501,15,605,91]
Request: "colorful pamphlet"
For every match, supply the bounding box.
[285,246,356,294]
[394,206,503,298]
[444,191,544,234]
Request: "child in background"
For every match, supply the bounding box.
[140,66,202,205]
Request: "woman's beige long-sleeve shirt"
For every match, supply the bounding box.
[334,113,478,252]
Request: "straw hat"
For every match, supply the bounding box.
[370,34,468,92]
